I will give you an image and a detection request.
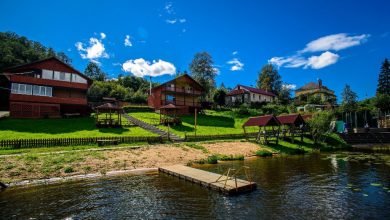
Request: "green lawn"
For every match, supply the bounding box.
[130,110,259,137]
[0,117,156,140]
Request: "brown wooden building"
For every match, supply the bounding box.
[148,74,204,114]
[1,57,92,118]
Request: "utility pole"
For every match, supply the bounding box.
[194,108,197,137]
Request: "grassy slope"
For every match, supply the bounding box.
[130,110,259,137]
[0,117,156,140]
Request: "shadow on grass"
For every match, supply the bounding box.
[0,117,130,135]
[181,114,235,128]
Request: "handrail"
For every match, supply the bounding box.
[214,166,253,191]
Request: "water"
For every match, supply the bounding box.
[1,152,390,219]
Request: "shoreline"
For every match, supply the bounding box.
[3,167,159,189]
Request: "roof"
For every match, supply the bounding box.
[226,89,246,96]
[243,115,280,127]
[95,103,123,111]
[160,103,178,109]
[151,74,204,92]
[296,82,333,92]
[228,85,276,97]
[277,114,305,126]
[2,57,92,83]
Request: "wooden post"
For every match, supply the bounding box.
[194,108,197,137]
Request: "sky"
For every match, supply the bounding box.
[0,0,389,101]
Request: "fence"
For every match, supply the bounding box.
[0,136,164,149]
[184,132,258,141]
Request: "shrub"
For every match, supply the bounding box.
[206,155,218,164]
[123,105,154,113]
[217,154,244,161]
[64,167,74,173]
[308,111,335,144]
[255,150,273,157]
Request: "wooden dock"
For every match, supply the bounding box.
[159,165,256,195]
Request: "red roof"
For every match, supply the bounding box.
[226,89,246,96]
[95,103,123,111]
[228,85,276,97]
[243,115,280,127]
[277,114,305,125]
[151,74,204,92]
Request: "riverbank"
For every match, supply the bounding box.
[0,141,269,186]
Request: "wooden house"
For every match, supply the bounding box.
[1,57,92,118]
[147,74,204,114]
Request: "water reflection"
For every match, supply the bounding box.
[1,153,390,219]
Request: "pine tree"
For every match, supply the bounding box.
[377,58,390,95]
[341,84,358,112]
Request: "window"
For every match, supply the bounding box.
[10,83,32,95]
[72,74,87,84]
[166,95,175,101]
[42,69,53,79]
[32,85,52,97]
[253,94,255,99]
[54,71,61,80]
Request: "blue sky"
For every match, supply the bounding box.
[0,0,389,101]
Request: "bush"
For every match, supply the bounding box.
[64,167,74,173]
[207,155,219,164]
[217,154,244,161]
[255,150,273,157]
[308,111,335,144]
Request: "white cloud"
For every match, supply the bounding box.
[100,32,106,39]
[269,33,368,70]
[124,35,132,47]
[227,58,244,71]
[305,51,340,69]
[282,84,297,90]
[232,51,238,55]
[75,36,109,62]
[179,18,186,23]
[269,51,339,69]
[165,2,174,14]
[166,19,177,24]
[301,33,369,53]
[122,58,176,77]
[213,67,220,75]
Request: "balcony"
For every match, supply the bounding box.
[10,75,89,90]
[10,94,87,105]
[161,87,202,95]
[161,100,201,107]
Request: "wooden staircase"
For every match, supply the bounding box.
[122,114,184,142]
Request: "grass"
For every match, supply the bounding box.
[0,116,156,140]
[255,150,273,157]
[130,110,258,137]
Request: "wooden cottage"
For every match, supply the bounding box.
[148,74,204,115]
[1,57,92,118]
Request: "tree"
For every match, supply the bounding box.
[256,64,282,95]
[341,84,358,112]
[56,52,72,65]
[375,93,390,112]
[84,62,106,81]
[377,58,390,95]
[278,86,292,105]
[308,111,335,145]
[213,89,227,106]
[189,52,217,100]
[0,32,71,70]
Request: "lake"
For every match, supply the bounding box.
[1,152,390,219]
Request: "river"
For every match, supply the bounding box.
[1,152,390,219]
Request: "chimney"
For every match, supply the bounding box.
[318,79,322,89]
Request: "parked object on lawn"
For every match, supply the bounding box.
[242,114,281,144]
[95,103,124,128]
[159,103,182,125]
[1,57,92,118]
[277,114,305,143]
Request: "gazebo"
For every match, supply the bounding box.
[159,104,182,125]
[242,115,281,144]
[277,114,305,143]
[95,103,124,128]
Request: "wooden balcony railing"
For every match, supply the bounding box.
[161,100,201,107]
[10,94,87,105]
[161,87,202,95]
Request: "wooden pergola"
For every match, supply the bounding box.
[159,104,182,125]
[243,115,281,144]
[95,103,124,128]
[277,114,305,143]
